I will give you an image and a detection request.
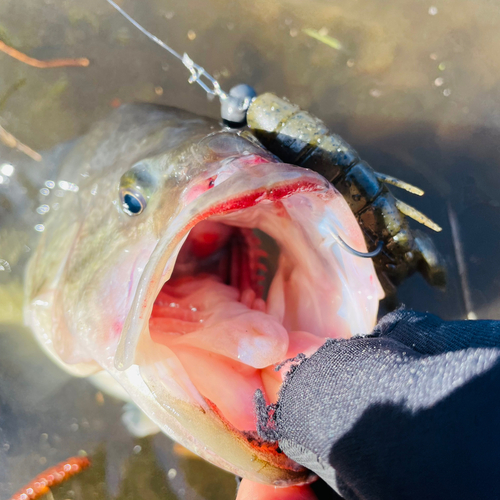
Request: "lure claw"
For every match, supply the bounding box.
[375,172,424,196]
[395,199,442,232]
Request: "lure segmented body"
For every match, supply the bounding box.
[9,456,91,500]
[246,93,446,294]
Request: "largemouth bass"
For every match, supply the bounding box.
[2,104,383,485]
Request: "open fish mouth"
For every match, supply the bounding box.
[112,158,383,483]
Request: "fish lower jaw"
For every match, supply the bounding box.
[145,188,382,437]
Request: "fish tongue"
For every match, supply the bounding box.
[150,276,289,369]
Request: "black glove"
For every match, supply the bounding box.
[256,309,500,500]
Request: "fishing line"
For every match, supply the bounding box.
[106,1,258,123]
[105,0,228,99]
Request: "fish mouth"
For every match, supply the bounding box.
[115,159,382,483]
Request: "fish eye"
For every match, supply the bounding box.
[121,189,146,216]
[119,162,158,217]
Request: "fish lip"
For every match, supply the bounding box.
[115,162,331,372]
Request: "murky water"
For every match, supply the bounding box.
[1,0,500,498]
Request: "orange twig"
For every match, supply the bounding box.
[9,456,91,500]
[0,40,89,68]
[0,125,42,161]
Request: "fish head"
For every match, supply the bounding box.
[25,104,384,486]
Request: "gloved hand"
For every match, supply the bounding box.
[240,309,500,500]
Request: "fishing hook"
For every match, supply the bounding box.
[333,235,384,258]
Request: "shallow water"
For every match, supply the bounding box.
[1,0,500,498]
